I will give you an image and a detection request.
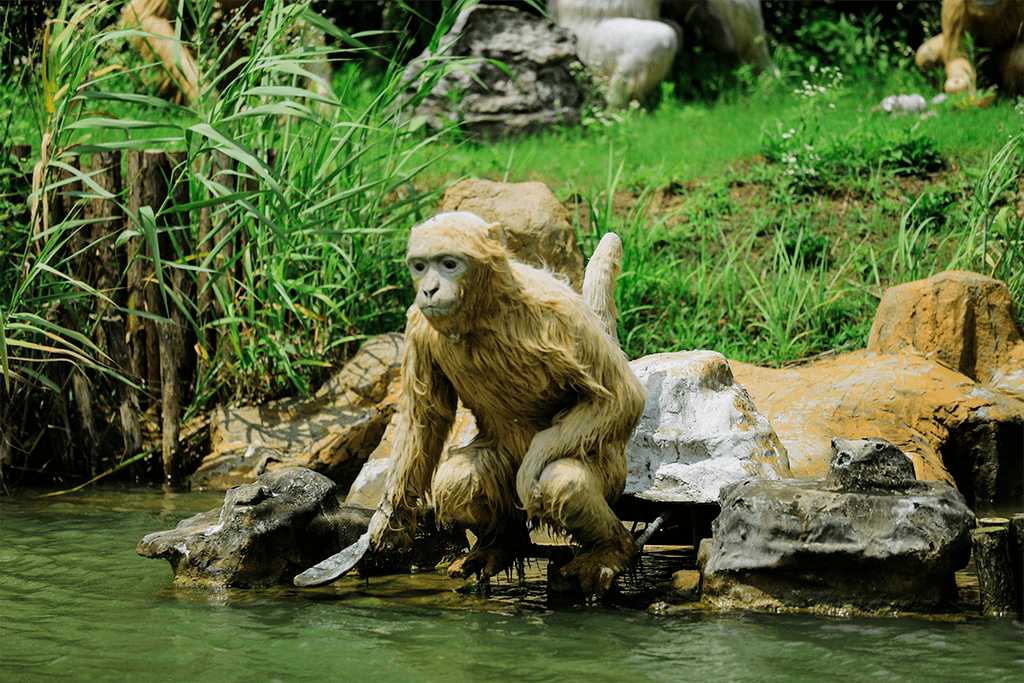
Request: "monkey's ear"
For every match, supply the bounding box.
[487,221,507,248]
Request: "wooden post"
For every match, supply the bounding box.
[86,151,125,311]
[68,151,125,478]
[42,157,86,477]
[971,523,1016,616]
[158,150,191,488]
[70,370,100,477]
[196,150,236,366]
[101,313,143,459]
[125,149,174,405]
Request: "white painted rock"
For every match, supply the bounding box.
[625,350,792,503]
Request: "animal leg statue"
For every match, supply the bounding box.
[367,212,646,597]
[915,0,1023,96]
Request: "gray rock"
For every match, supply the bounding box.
[138,467,372,588]
[699,476,976,613]
[624,350,792,504]
[825,436,916,492]
[399,5,585,138]
[139,467,466,588]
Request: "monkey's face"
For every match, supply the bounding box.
[406,250,468,323]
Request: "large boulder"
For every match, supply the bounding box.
[867,270,1024,396]
[399,5,585,138]
[732,351,1023,507]
[663,0,778,77]
[624,350,791,504]
[733,271,1024,507]
[439,179,586,291]
[190,333,404,490]
[699,439,977,614]
[138,468,373,588]
[552,0,679,108]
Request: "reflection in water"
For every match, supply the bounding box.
[2,487,1022,683]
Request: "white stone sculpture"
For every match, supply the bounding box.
[551,0,680,108]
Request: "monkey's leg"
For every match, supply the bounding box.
[432,443,529,581]
[122,9,200,102]
[525,458,638,597]
[945,56,976,93]
[915,35,946,75]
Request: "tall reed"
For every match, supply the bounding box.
[1,0,467,484]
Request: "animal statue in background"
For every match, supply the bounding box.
[119,0,333,104]
[915,0,1023,96]
[550,0,680,109]
[367,212,646,597]
[550,1,778,108]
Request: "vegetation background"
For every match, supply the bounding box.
[1,0,1021,490]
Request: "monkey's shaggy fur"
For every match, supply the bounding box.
[368,212,645,597]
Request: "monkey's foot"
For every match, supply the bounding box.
[559,543,638,598]
[448,544,520,582]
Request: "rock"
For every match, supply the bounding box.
[190,333,404,490]
[824,437,916,492]
[668,569,701,602]
[699,475,977,614]
[624,350,792,504]
[439,179,586,291]
[867,270,1024,395]
[399,5,584,139]
[879,93,929,115]
[139,467,467,588]
[138,467,373,588]
[732,350,1024,507]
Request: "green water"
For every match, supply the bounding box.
[2,487,1022,683]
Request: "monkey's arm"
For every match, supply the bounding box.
[369,332,457,551]
[515,344,644,503]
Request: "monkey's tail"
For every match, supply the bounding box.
[582,232,623,347]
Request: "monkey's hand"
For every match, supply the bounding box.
[367,501,417,554]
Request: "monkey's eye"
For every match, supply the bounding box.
[439,256,465,274]
[408,260,427,275]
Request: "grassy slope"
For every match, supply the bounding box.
[407,76,1023,364]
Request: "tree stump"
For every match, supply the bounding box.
[971,523,1016,616]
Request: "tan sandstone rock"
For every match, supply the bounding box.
[439,179,586,291]
[190,334,404,490]
[867,270,1024,396]
[730,271,1024,505]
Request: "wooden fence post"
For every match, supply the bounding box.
[158,150,192,487]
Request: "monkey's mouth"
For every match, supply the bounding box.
[419,305,452,318]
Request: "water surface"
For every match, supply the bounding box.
[2,487,1022,683]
